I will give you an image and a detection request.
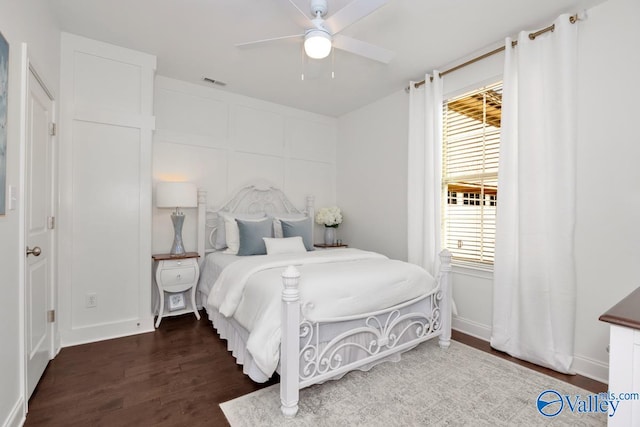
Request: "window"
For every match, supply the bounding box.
[442,82,502,265]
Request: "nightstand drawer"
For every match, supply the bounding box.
[162,259,195,269]
[160,266,196,287]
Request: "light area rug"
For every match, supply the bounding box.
[220,340,606,426]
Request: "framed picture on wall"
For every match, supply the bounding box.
[0,31,8,215]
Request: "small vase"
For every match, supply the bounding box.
[324,226,336,245]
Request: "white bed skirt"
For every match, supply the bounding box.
[204,294,429,385]
[206,304,273,383]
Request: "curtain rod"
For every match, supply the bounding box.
[410,13,579,90]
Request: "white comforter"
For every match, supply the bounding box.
[207,248,436,376]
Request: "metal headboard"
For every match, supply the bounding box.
[197,184,315,257]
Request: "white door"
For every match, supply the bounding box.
[25,66,55,398]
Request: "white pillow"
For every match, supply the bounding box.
[263,236,307,255]
[272,214,307,238]
[223,214,266,255]
[215,212,265,249]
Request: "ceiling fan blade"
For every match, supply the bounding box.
[324,0,389,35]
[236,34,304,48]
[332,34,394,64]
[272,0,311,29]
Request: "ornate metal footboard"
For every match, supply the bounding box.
[279,249,453,417]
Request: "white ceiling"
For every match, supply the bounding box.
[52,0,606,117]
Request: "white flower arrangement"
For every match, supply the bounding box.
[315,206,343,227]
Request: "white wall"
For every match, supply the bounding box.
[336,0,639,383]
[58,33,156,346]
[337,90,409,261]
[0,1,60,425]
[573,0,640,381]
[152,76,338,254]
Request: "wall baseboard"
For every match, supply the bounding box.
[3,397,25,427]
[60,316,154,348]
[572,354,609,385]
[452,315,610,384]
[452,315,491,341]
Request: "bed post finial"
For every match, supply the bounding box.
[281,266,301,417]
[197,189,207,259]
[438,249,453,349]
[305,195,315,212]
[305,195,315,244]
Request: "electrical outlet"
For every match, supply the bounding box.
[86,293,97,308]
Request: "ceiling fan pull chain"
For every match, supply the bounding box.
[301,42,306,81]
[331,48,335,79]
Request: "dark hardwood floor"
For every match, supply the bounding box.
[25,312,606,426]
[25,312,277,427]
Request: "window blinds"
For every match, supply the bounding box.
[442,82,502,265]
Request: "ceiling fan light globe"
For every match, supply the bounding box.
[304,30,332,59]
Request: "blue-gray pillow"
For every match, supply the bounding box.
[281,217,314,251]
[216,212,265,250]
[236,217,273,256]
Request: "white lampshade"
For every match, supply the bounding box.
[304,29,332,59]
[156,182,197,208]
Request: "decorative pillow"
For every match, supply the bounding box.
[272,213,307,238]
[218,212,265,251]
[263,236,307,255]
[236,217,273,256]
[281,217,314,251]
[214,214,227,250]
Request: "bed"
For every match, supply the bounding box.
[195,184,452,417]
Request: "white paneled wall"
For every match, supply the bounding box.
[152,76,337,255]
[233,105,284,155]
[58,33,156,346]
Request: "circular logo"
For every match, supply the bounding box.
[537,390,564,417]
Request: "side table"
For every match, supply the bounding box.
[152,252,200,328]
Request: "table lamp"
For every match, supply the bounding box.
[156,182,198,256]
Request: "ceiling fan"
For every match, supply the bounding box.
[236,0,394,64]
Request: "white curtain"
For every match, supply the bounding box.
[407,73,443,276]
[491,15,578,373]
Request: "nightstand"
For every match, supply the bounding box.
[152,252,200,328]
[314,243,349,249]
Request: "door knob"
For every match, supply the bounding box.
[26,246,42,257]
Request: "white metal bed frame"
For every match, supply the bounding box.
[196,185,452,417]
